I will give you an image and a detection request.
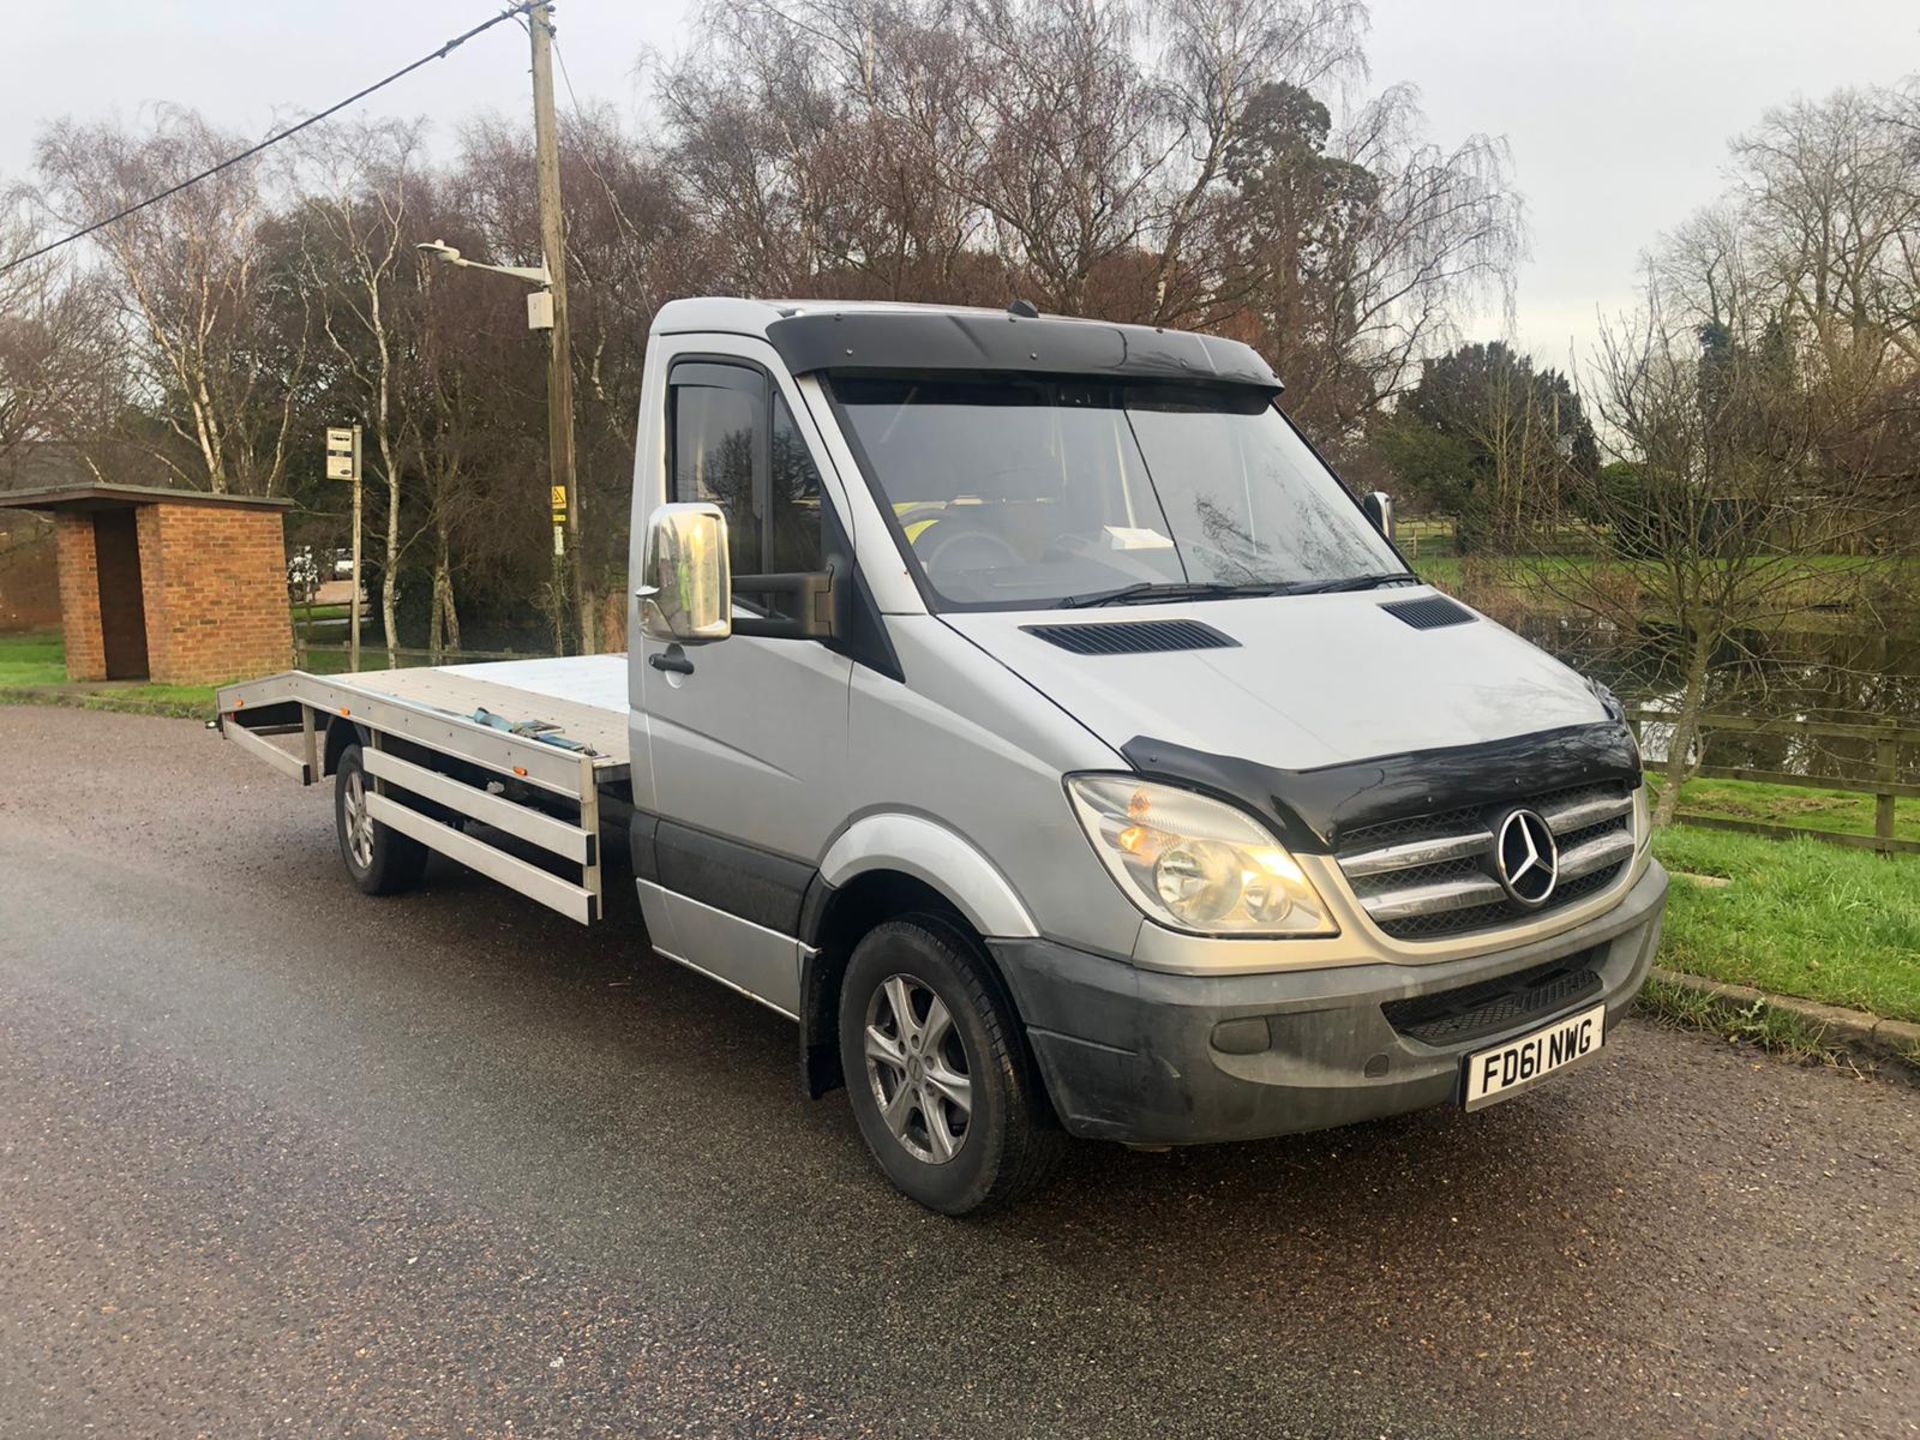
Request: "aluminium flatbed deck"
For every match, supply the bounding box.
[217,655,631,925]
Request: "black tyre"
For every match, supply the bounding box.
[333,742,429,896]
[838,917,1062,1215]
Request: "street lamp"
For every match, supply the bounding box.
[415,240,554,327]
[416,237,574,651]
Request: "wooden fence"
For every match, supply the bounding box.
[1629,706,1919,856]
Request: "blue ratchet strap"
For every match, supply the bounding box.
[468,707,592,753]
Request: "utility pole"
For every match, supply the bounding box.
[325,426,364,672]
[350,426,363,672]
[528,3,591,655]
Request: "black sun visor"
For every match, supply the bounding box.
[765,309,1283,393]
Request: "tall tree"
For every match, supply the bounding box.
[0,200,120,473]
[291,118,433,665]
[1380,340,1597,549]
[33,109,306,495]
[1545,251,1916,824]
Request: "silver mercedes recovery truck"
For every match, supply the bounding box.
[219,298,1669,1214]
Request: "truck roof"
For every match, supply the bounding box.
[651,296,1283,392]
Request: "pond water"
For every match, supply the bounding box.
[1515,613,1920,784]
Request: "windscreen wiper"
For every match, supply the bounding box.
[1056,580,1286,609]
[1271,572,1419,596]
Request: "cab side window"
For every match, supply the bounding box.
[769,393,824,576]
[671,365,764,578]
[669,362,826,615]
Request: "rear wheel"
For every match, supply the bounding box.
[838,917,1061,1215]
[334,742,428,896]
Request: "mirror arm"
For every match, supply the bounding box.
[1363,490,1395,542]
[731,569,838,640]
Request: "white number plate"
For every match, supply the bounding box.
[1462,1002,1607,1110]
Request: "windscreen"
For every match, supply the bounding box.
[832,375,1402,609]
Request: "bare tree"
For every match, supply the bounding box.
[291,118,432,666]
[662,0,1519,442]
[0,199,120,472]
[1147,0,1366,321]
[1545,249,1916,824]
[1734,85,1920,371]
[1218,81,1521,444]
[33,109,305,494]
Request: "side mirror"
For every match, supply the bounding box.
[637,502,732,644]
[1362,491,1395,542]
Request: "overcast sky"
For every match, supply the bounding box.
[6,0,1917,375]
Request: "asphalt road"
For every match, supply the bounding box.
[1,705,1915,1439]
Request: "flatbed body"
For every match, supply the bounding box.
[218,655,629,925]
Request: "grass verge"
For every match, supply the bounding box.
[0,632,67,688]
[1651,824,1920,1022]
[0,682,219,720]
[1633,974,1863,1067]
[1652,775,1919,845]
[0,631,220,718]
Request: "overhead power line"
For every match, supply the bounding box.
[1,2,540,277]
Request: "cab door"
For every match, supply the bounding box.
[634,343,853,1015]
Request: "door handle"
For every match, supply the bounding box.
[648,651,695,676]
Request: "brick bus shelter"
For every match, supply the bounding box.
[0,484,294,686]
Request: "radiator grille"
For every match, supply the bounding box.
[1337,781,1635,942]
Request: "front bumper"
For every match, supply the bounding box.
[991,861,1668,1146]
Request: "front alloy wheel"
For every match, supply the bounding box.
[864,973,973,1164]
[838,918,1062,1214]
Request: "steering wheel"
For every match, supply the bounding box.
[914,514,1025,585]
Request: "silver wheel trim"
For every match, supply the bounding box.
[343,768,375,871]
[863,972,973,1165]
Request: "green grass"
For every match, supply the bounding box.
[1412,550,1920,612]
[1633,974,1866,1067]
[91,681,221,715]
[1412,553,1599,594]
[0,630,220,718]
[292,602,352,636]
[1652,824,1920,1022]
[1655,775,1920,844]
[0,632,68,687]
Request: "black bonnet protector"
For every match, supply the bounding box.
[764,309,1283,391]
[1121,722,1641,855]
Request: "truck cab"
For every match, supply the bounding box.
[624,298,1666,1212]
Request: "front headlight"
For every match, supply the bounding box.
[1066,776,1337,937]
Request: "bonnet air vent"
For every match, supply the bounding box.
[1380,595,1475,631]
[1021,619,1239,655]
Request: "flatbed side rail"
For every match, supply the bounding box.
[216,670,610,925]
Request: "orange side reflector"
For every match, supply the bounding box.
[234,698,245,708]
[512,766,528,777]
[339,707,351,717]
